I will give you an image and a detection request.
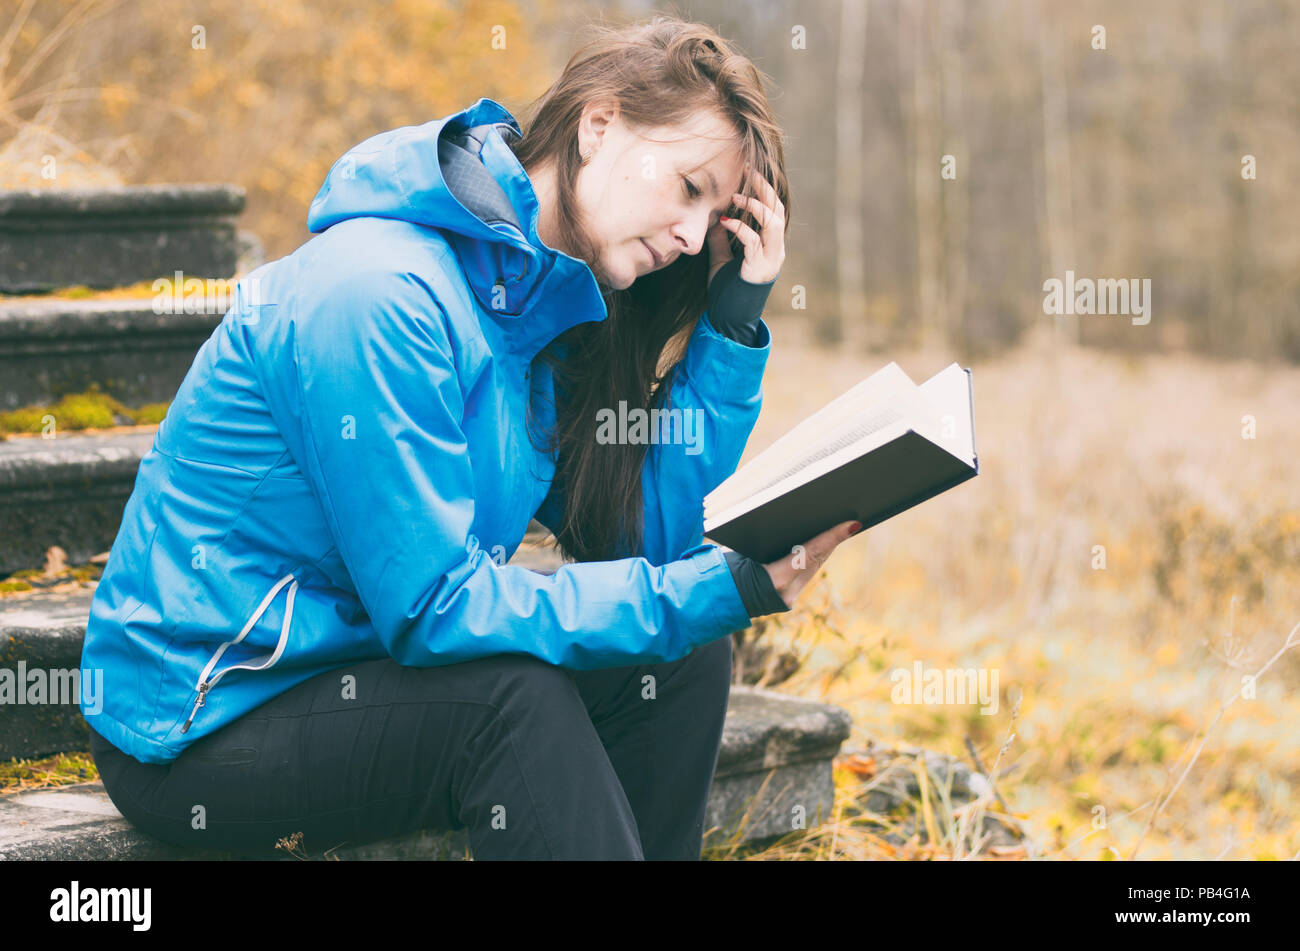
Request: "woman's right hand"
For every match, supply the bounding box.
[763,519,862,607]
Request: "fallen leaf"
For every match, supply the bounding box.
[836,753,877,777]
[42,546,67,577]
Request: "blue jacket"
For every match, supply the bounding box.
[80,97,773,765]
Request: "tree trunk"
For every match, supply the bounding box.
[834,0,868,347]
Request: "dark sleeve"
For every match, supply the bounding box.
[724,549,790,618]
[705,256,777,348]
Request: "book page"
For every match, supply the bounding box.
[710,403,907,506]
[705,386,941,523]
[916,363,975,466]
[704,362,976,526]
[703,416,915,531]
[705,362,918,513]
[704,381,945,520]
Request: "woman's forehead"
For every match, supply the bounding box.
[630,114,746,188]
[677,140,745,188]
[665,123,743,164]
[638,110,736,150]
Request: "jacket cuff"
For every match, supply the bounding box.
[677,542,754,635]
[723,549,790,617]
[704,256,777,347]
[688,310,771,393]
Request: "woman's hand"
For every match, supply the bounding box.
[763,519,862,607]
[706,167,786,287]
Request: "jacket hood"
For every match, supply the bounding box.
[306,97,607,326]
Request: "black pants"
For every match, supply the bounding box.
[89,635,733,860]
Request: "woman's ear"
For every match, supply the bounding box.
[577,97,620,160]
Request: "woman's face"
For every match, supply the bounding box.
[573,102,746,291]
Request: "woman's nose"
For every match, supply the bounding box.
[671,210,712,257]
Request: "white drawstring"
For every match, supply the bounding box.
[181,572,297,734]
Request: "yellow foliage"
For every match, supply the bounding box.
[99,82,134,120]
[7,0,559,259]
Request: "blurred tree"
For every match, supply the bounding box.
[834,0,866,349]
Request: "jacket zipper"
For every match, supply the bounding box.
[181,571,298,734]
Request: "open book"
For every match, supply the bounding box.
[703,361,979,563]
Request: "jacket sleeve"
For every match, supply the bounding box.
[637,311,771,566]
[532,311,770,567]
[280,267,752,669]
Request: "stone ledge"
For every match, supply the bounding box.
[0,298,223,408]
[0,299,223,341]
[0,432,156,577]
[0,587,99,758]
[0,185,245,220]
[716,685,851,774]
[705,685,850,845]
[0,185,245,292]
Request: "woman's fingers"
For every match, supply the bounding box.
[722,167,785,284]
[763,519,863,605]
[731,192,777,230]
[720,216,778,284]
[705,217,735,286]
[720,214,762,252]
[797,519,862,570]
[747,167,785,219]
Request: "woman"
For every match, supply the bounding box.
[81,15,860,860]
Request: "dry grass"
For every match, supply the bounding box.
[0,751,97,794]
[720,317,1300,860]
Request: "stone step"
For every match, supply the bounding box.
[0,430,155,577]
[0,781,471,860]
[0,185,245,293]
[707,685,850,844]
[0,588,96,758]
[0,684,850,859]
[0,299,222,410]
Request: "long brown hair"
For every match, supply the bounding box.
[510,14,790,563]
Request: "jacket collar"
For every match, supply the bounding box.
[447,99,610,360]
[307,97,609,361]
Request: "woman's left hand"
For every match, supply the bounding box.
[706,167,786,287]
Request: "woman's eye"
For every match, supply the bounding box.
[683,176,701,199]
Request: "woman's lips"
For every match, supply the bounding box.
[641,239,662,267]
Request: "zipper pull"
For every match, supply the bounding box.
[180,681,212,734]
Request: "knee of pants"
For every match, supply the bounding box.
[476,653,585,714]
[673,633,734,688]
